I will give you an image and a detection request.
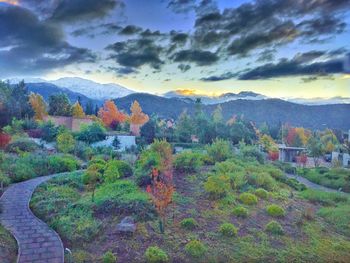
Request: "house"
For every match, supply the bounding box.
[278,144,306,162]
[332,152,350,167]
[43,116,93,132]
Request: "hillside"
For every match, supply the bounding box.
[115,93,350,130]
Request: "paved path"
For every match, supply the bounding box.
[285,173,346,194]
[0,174,66,263]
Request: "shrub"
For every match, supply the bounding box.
[255,188,269,199]
[173,151,203,173]
[0,132,11,149]
[185,240,207,258]
[39,121,59,142]
[72,250,94,263]
[239,192,258,205]
[299,189,348,205]
[102,251,117,263]
[219,223,238,237]
[204,175,230,199]
[135,150,162,186]
[266,204,285,217]
[89,157,107,167]
[48,155,80,173]
[180,218,198,230]
[5,139,39,153]
[104,161,121,183]
[265,221,284,235]
[74,141,93,161]
[232,206,248,218]
[57,131,75,153]
[114,160,133,177]
[76,122,106,144]
[239,143,264,164]
[145,246,169,263]
[205,139,232,163]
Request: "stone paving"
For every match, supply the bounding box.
[0,174,65,263]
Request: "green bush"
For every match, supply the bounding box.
[204,175,230,199]
[265,221,284,235]
[299,189,348,205]
[57,131,75,153]
[145,246,169,263]
[185,240,207,258]
[180,218,198,230]
[174,151,203,173]
[219,223,238,237]
[246,172,276,191]
[239,192,258,205]
[94,180,155,219]
[232,206,248,218]
[266,204,285,217]
[5,139,39,153]
[255,188,269,199]
[239,144,264,164]
[102,251,117,263]
[114,160,133,177]
[89,157,107,167]
[76,122,106,144]
[205,139,232,163]
[72,250,94,263]
[48,155,80,173]
[39,121,59,142]
[104,160,121,183]
[135,149,162,186]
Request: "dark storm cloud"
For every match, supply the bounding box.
[50,0,120,23]
[107,66,137,76]
[238,58,344,80]
[71,23,122,38]
[119,25,142,35]
[256,49,276,62]
[178,64,191,72]
[192,0,350,56]
[201,72,238,82]
[0,5,96,76]
[106,38,164,69]
[170,31,188,44]
[172,49,219,66]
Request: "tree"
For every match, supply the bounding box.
[112,136,121,150]
[72,101,85,118]
[83,166,102,202]
[56,131,75,153]
[48,93,72,116]
[175,110,193,143]
[260,134,277,152]
[85,100,94,115]
[212,105,223,124]
[307,135,324,167]
[76,122,106,144]
[98,100,127,129]
[140,118,156,144]
[29,93,47,120]
[130,100,149,125]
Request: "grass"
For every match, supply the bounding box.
[0,224,17,263]
[298,189,348,205]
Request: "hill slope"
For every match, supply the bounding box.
[115,93,350,130]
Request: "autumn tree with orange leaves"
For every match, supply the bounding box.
[98,100,127,129]
[29,93,47,120]
[130,100,149,125]
[146,140,174,233]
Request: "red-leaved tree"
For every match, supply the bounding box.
[0,132,11,149]
[268,151,279,161]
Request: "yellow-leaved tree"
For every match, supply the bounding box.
[130,100,149,125]
[29,93,47,120]
[72,101,85,118]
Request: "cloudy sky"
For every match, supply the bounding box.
[0,0,349,99]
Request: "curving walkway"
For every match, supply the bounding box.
[0,174,66,263]
[285,173,347,194]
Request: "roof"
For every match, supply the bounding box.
[278,144,306,150]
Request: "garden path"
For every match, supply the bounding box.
[285,173,347,194]
[0,173,66,263]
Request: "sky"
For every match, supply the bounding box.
[0,0,349,99]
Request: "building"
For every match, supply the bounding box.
[332,152,350,167]
[278,144,306,162]
[43,116,94,132]
[91,135,136,151]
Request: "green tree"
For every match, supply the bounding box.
[56,131,75,153]
[175,110,193,143]
[83,166,102,202]
[48,93,72,116]
[307,135,324,167]
[76,122,106,144]
[141,118,156,144]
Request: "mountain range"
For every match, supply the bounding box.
[3,77,350,130]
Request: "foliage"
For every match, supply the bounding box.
[47,155,80,173]
[102,251,117,263]
[145,246,169,263]
[232,206,248,217]
[204,175,230,199]
[83,164,103,202]
[260,134,277,152]
[98,100,127,129]
[266,204,285,217]
[57,131,75,153]
[29,93,47,120]
[255,188,269,199]
[104,160,121,183]
[268,151,279,161]
[219,223,238,237]
[135,149,162,186]
[298,189,348,205]
[130,100,149,125]
[76,122,106,144]
[5,139,39,153]
[318,204,350,236]
[173,151,203,173]
[72,102,85,118]
[48,93,72,116]
[205,138,232,163]
[265,221,284,235]
[175,110,194,143]
[185,240,207,258]
[180,218,198,230]
[140,118,156,144]
[307,135,325,167]
[112,136,121,149]
[239,142,264,164]
[0,132,11,148]
[239,192,258,205]
[39,121,59,142]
